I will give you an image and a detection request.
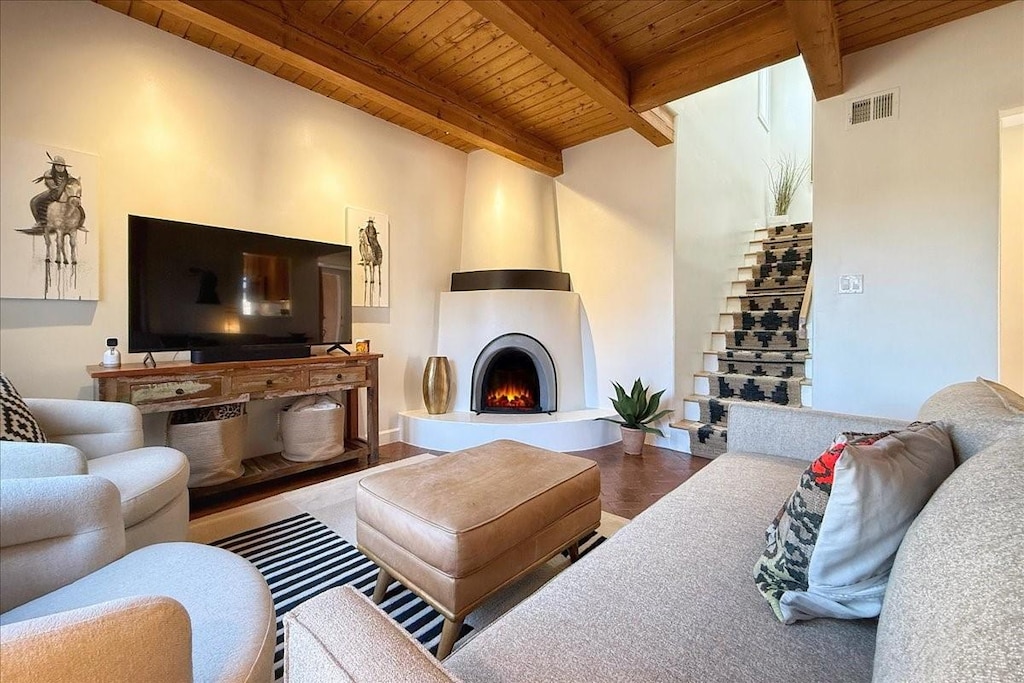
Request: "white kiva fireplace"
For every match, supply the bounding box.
[399,149,617,451]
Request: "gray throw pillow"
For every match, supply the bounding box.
[755,422,955,623]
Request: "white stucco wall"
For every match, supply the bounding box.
[671,72,772,414]
[812,2,1024,417]
[769,58,814,223]
[555,130,676,446]
[460,150,560,272]
[0,0,467,446]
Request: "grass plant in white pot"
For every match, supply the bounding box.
[598,379,672,455]
[766,155,809,226]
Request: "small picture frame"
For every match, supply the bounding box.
[355,339,370,354]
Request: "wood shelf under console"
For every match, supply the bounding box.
[88,354,381,498]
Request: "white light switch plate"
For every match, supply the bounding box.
[839,274,864,294]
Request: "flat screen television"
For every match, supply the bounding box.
[128,215,352,363]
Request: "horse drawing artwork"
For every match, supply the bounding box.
[45,177,86,267]
[17,173,88,298]
[357,217,383,306]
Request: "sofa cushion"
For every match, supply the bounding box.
[86,447,190,528]
[873,436,1023,682]
[0,374,46,443]
[446,452,880,682]
[0,542,275,683]
[918,378,1023,464]
[754,422,954,623]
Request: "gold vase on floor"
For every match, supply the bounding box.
[422,356,451,415]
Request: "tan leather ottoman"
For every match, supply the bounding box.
[356,439,601,658]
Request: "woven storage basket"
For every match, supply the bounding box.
[280,395,346,463]
[167,409,246,488]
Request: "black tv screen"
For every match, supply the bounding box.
[128,215,352,356]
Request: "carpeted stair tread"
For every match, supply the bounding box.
[718,349,810,363]
[726,329,809,351]
[671,420,728,460]
[744,274,810,292]
[731,309,801,332]
[685,395,744,426]
[708,372,803,406]
[715,357,806,378]
[750,260,811,278]
[757,245,812,264]
[761,222,812,238]
[757,234,813,249]
[737,292,804,311]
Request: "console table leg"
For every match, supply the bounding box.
[367,361,380,463]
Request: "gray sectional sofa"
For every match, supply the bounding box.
[285,380,1022,682]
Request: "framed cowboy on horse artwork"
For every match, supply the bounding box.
[0,140,99,301]
[346,206,389,309]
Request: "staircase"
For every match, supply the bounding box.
[672,222,813,458]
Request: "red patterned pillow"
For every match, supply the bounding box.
[754,422,954,623]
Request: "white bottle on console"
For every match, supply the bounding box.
[102,337,122,368]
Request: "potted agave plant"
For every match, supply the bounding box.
[598,378,672,455]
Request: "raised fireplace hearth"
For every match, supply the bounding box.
[472,333,556,414]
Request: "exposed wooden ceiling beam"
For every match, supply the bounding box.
[630,4,799,111]
[783,0,844,100]
[471,0,674,147]
[150,0,563,176]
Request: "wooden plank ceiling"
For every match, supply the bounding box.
[96,0,1010,176]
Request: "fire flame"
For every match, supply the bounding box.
[486,382,536,409]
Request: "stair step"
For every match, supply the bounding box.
[669,420,727,459]
[750,260,811,279]
[726,329,809,351]
[715,357,807,379]
[755,245,813,265]
[730,309,801,332]
[698,372,804,407]
[752,234,813,250]
[718,350,810,363]
[682,395,744,425]
[727,292,805,312]
[743,275,810,292]
[763,222,812,239]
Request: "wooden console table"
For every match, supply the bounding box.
[88,353,380,498]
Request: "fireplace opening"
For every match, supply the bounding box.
[471,333,557,414]
[482,349,540,412]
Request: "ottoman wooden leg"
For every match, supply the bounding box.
[568,539,580,563]
[437,617,464,660]
[372,566,393,604]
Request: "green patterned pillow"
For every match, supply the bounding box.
[754,422,954,623]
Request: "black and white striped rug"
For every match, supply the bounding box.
[213,512,606,681]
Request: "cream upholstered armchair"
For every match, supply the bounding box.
[0,475,275,682]
[0,398,189,551]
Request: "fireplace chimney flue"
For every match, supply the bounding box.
[459,150,561,272]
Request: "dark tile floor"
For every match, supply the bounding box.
[191,441,711,520]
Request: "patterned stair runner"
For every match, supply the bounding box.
[681,221,813,459]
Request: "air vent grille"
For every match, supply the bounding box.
[851,98,872,125]
[847,88,900,128]
[873,92,894,119]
